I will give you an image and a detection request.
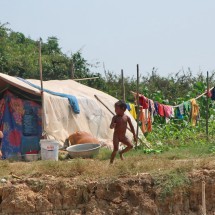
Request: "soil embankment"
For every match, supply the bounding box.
[0,169,214,215]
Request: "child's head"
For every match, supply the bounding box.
[114,100,127,115]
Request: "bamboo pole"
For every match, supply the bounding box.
[121,69,125,101]
[136,64,140,148]
[202,181,206,215]
[39,38,45,136]
[206,71,209,141]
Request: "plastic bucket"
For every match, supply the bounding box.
[40,139,59,161]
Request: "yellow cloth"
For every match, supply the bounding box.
[190,99,199,126]
[129,103,137,119]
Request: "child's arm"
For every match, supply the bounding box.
[110,116,117,129]
[128,117,137,142]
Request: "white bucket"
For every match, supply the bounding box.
[40,139,59,161]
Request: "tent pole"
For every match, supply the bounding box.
[39,38,45,136]
[121,69,125,101]
[136,64,140,148]
[206,71,209,142]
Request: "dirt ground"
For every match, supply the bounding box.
[0,145,215,215]
[0,159,215,214]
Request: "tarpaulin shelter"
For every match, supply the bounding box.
[0,73,141,158]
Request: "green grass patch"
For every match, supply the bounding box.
[154,168,190,199]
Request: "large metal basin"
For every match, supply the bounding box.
[66,143,101,158]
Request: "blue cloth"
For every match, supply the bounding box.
[175,107,184,119]
[126,103,131,111]
[154,102,159,115]
[1,91,42,159]
[17,77,80,114]
[21,136,40,155]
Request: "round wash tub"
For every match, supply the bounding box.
[66,143,101,158]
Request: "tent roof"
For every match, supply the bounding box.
[0,73,114,100]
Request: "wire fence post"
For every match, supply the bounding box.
[206,71,209,142]
[121,69,125,101]
[39,38,45,136]
[202,181,206,215]
[136,64,140,148]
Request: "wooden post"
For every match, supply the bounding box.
[202,181,206,215]
[39,38,45,135]
[121,69,125,101]
[136,64,140,148]
[206,71,209,141]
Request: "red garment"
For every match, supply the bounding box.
[158,104,165,117]
[139,96,149,109]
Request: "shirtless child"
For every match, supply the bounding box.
[110,100,137,164]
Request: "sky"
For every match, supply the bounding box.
[1,0,215,77]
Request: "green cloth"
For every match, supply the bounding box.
[184,101,191,112]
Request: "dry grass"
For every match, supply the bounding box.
[0,144,215,183]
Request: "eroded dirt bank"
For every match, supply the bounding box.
[0,170,214,215]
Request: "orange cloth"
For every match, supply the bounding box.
[147,113,152,132]
[190,99,199,126]
[139,108,152,133]
[139,107,147,133]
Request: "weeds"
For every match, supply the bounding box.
[154,169,190,199]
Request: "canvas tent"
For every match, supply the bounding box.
[0,73,142,158]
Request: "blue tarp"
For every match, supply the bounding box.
[17,77,80,114]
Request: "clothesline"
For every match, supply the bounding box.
[172,86,214,107]
[131,86,215,108]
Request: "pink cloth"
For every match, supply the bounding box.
[163,105,173,118]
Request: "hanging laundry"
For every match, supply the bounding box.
[126,103,131,111]
[148,99,155,114]
[147,114,152,132]
[139,107,147,133]
[178,104,184,115]
[163,105,173,118]
[211,87,215,100]
[154,102,159,115]
[158,103,165,117]
[144,109,149,120]
[190,99,199,126]
[148,100,155,123]
[129,103,137,119]
[139,95,149,109]
[184,101,191,113]
[171,107,175,118]
[175,107,184,119]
